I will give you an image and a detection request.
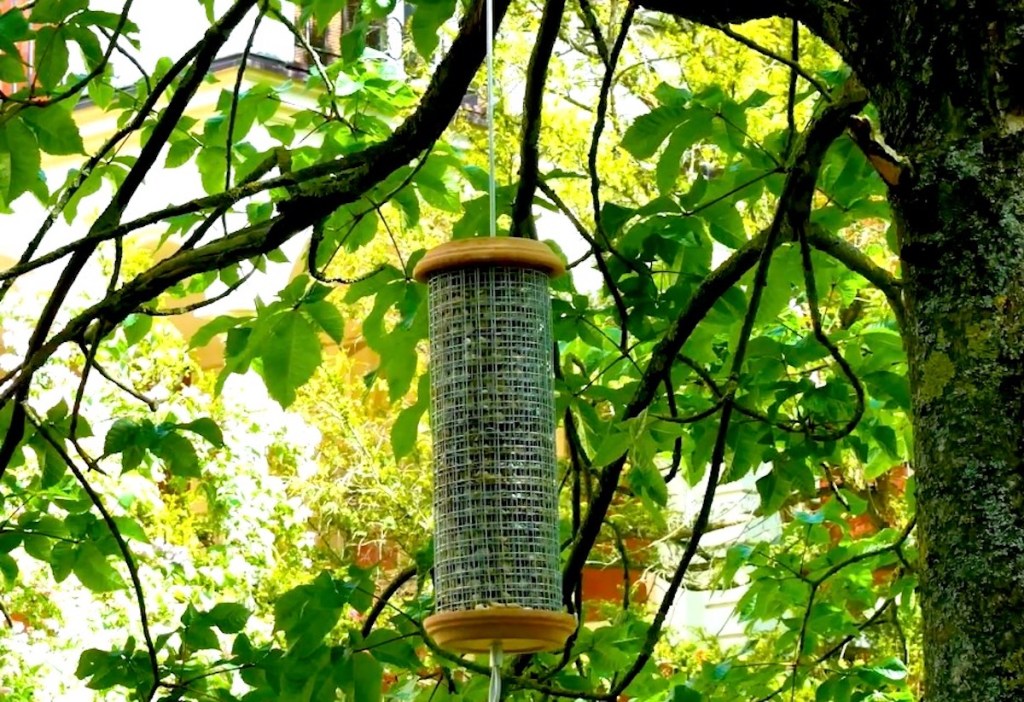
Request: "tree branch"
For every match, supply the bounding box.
[0,0,514,418]
[511,0,567,239]
[636,0,858,59]
[361,565,417,638]
[0,0,260,480]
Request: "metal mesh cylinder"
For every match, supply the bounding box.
[426,264,561,614]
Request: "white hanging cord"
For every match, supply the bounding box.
[488,641,504,702]
[485,0,497,238]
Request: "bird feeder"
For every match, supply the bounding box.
[414,237,576,654]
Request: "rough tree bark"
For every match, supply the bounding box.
[891,125,1024,700]
[862,3,1024,699]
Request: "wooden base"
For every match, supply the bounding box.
[412,238,565,282]
[424,607,577,654]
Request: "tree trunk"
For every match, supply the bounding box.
[892,131,1024,699]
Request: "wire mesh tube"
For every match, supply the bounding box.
[429,264,560,612]
[415,238,575,654]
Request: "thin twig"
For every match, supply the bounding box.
[96,25,152,94]
[81,345,158,410]
[27,412,161,700]
[224,7,264,194]
[139,266,257,317]
[713,23,830,98]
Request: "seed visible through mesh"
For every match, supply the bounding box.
[428,265,560,613]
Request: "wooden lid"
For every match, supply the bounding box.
[412,238,565,282]
[424,607,577,654]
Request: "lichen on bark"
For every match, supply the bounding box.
[888,128,1024,700]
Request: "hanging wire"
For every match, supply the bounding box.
[489,641,504,702]
[485,0,497,238]
[486,10,505,699]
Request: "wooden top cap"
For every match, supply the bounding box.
[412,238,565,282]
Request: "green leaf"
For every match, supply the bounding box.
[410,0,457,58]
[654,82,691,106]
[863,371,910,410]
[627,461,669,507]
[121,313,152,347]
[165,138,198,168]
[50,541,76,582]
[260,313,322,408]
[346,565,375,613]
[71,25,105,69]
[656,110,714,194]
[857,658,907,684]
[87,72,113,108]
[184,625,221,651]
[154,432,200,478]
[112,517,149,544]
[304,300,345,344]
[204,603,251,634]
[590,427,632,469]
[20,106,85,155]
[0,531,22,554]
[274,574,345,657]
[34,26,70,89]
[39,442,66,493]
[622,105,688,159]
[0,150,10,204]
[190,315,249,348]
[176,417,224,448]
[122,444,147,473]
[360,629,419,669]
[671,685,703,702]
[74,543,125,593]
[0,552,17,588]
[104,418,141,455]
[195,144,227,194]
[0,115,41,206]
[0,8,30,51]
[392,399,426,461]
[351,651,382,702]
[31,0,87,23]
[703,201,746,248]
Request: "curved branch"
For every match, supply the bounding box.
[361,565,417,638]
[576,0,610,67]
[561,80,869,611]
[805,224,905,327]
[795,216,866,442]
[0,36,206,304]
[96,25,152,94]
[82,347,158,410]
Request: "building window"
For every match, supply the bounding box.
[294,0,387,66]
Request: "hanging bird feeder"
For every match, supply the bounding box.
[414,237,575,655]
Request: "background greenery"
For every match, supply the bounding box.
[0,0,921,700]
